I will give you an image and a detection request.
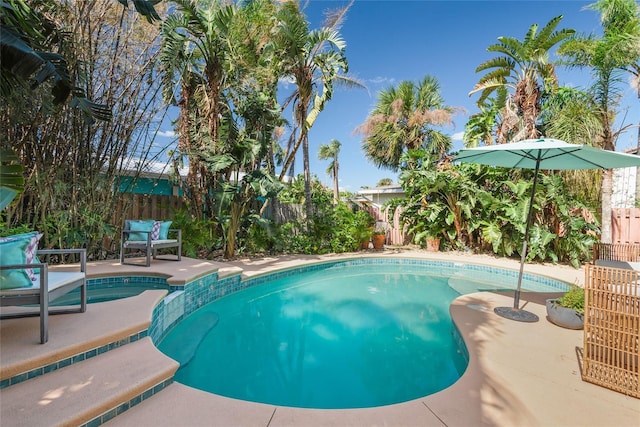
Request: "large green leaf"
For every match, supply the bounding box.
[0,147,24,210]
[117,0,161,23]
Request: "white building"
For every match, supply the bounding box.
[357,185,405,208]
[612,167,638,208]
[612,147,640,208]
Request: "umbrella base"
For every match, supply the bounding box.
[494,306,539,323]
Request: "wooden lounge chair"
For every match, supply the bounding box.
[120,220,182,267]
[0,249,87,344]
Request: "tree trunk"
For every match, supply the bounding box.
[333,159,339,205]
[600,169,613,243]
[302,133,312,219]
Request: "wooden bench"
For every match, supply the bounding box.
[0,249,87,344]
[119,220,182,267]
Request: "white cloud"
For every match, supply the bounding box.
[157,130,176,138]
[368,76,395,86]
[278,76,295,89]
[452,131,464,141]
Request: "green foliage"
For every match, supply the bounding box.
[358,76,454,171]
[1,1,112,121]
[240,219,280,254]
[169,208,219,258]
[276,201,375,255]
[394,152,600,266]
[393,153,486,250]
[0,223,32,237]
[0,147,24,209]
[556,286,585,315]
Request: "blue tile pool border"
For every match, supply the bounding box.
[1,276,172,389]
[3,259,569,391]
[85,275,179,293]
[1,258,572,422]
[80,378,173,427]
[0,329,148,389]
[149,257,570,346]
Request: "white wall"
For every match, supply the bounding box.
[612,167,638,208]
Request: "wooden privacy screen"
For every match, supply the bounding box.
[583,264,639,398]
[612,208,640,244]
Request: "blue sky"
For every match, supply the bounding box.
[156,0,639,192]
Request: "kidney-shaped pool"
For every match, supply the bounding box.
[158,259,567,409]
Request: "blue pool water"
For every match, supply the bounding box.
[158,260,567,409]
[51,278,170,306]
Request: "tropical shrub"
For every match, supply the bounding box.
[393,150,599,266]
[276,179,375,255]
[169,208,219,258]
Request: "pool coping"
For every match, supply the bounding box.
[2,251,639,426]
[112,252,639,426]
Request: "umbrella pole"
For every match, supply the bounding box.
[494,160,541,323]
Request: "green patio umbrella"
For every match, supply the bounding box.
[454,138,640,322]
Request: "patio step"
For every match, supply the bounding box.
[0,337,179,427]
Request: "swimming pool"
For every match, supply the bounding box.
[158,259,568,409]
[50,276,171,306]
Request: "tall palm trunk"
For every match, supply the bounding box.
[178,82,203,217]
[600,111,616,243]
[601,169,614,243]
[332,159,339,205]
[302,133,312,219]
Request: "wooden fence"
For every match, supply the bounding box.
[362,206,408,246]
[111,193,183,226]
[612,208,640,244]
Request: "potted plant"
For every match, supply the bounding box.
[351,210,375,250]
[416,225,443,252]
[425,235,441,251]
[545,286,584,329]
[372,223,387,250]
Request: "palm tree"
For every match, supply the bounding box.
[357,76,454,170]
[463,87,508,147]
[159,0,237,218]
[558,0,640,243]
[469,15,575,142]
[276,0,362,219]
[318,139,341,204]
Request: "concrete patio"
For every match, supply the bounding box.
[1,250,638,426]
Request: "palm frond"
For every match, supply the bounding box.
[475,56,515,73]
[117,0,162,23]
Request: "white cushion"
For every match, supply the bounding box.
[0,272,84,294]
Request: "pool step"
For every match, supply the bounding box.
[0,337,179,427]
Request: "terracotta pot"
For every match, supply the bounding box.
[372,234,386,250]
[426,238,440,252]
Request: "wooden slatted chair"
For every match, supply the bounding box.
[583,264,639,398]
